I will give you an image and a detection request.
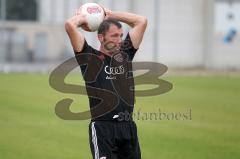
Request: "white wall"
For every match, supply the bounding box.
[208,0,240,69]
[131,0,155,62]
[0,22,66,61]
[157,0,205,67]
[210,35,240,69]
[1,0,240,69]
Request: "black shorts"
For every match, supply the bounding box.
[89,120,141,159]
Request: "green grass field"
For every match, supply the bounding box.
[1,73,240,159]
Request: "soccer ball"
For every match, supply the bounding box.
[81,3,105,32]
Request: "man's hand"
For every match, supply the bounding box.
[99,5,113,19]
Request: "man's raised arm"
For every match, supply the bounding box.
[65,9,87,53]
[103,7,148,49]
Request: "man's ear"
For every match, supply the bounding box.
[98,34,104,43]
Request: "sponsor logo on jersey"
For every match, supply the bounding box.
[113,53,123,62]
[104,65,125,79]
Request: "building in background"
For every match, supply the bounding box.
[0,0,240,70]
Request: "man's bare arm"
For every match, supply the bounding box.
[103,8,148,49]
[65,9,87,53]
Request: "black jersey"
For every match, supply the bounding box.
[75,33,137,121]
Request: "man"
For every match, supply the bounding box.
[65,5,147,159]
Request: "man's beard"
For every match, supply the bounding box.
[103,38,120,53]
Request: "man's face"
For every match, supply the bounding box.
[99,24,123,53]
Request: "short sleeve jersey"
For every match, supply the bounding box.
[75,33,138,121]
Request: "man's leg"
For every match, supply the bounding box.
[89,121,118,159]
[117,121,141,159]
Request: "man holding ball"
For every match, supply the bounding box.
[65,3,147,159]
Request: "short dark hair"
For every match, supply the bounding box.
[97,19,122,35]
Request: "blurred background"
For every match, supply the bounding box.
[1,0,240,159]
[0,0,240,72]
